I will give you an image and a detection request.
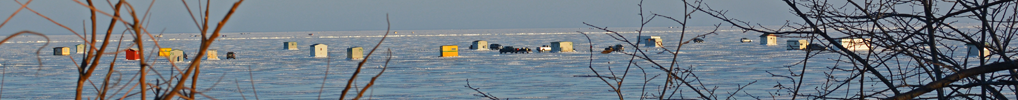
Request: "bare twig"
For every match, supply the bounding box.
[353,49,393,99]
[317,53,333,100]
[247,65,259,100]
[465,79,499,100]
[0,31,50,76]
[162,0,244,99]
[577,31,623,99]
[339,13,392,99]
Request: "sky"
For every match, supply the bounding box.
[0,0,796,35]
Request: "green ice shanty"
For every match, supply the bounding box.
[347,47,364,60]
[787,39,808,50]
[169,49,185,62]
[284,42,298,50]
[75,44,85,54]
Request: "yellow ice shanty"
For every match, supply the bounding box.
[53,47,70,56]
[440,45,458,57]
[159,48,173,57]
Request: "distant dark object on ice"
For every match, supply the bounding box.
[489,44,502,50]
[499,46,531,54]
[692,38,704,43]
[226,52,236,59]
[601,46,615,54]
[806,44,827,51]
[601,44,625,54]
[740,38,753,43]
[572,75,618,80]
[613,44,624,52]
[499,46,515,54]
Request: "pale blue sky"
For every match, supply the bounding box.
[0,0,794,35]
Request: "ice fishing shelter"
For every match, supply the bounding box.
[470,40,489,50]
[159,48,172,57]
[639,36,663,47]
[441,45,459,57]
[75,44,85,54]
[967,43,992,57]
[126,48,140,60]
[347,47,364,60]
[53,47,70,56]
[551,41,574,53]
[787,39,808,50]
[284,42,298,50]
[839,38,870,51]
[311,44,328,58]
[760,34,777,46]
[169,49,184,62]
[206,49,220,60]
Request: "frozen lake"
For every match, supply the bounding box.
[0,27,1010,99]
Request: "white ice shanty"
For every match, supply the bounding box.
[551,41,574,53]
[470,40,489,50]
[311,44,328,58]
[967,43,992,57]
[760,34,777,46]
[838,38,870,51]
[284,42,298,50]
[206,49,220,60]
[639,36,662,47]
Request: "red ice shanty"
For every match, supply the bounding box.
[126,48,140,60]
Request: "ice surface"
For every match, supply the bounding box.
[0,27,1013,99]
